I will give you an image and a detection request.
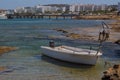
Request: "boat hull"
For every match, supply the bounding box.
[41,46,100,65]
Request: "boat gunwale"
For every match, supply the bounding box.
[41,46,102,56]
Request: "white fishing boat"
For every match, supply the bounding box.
[0,13,7,19]
[41,22,110,65]
[41,45,102,65]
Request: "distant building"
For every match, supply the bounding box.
[0,9,14,15]
[34,6,42,14]
[118,2,120,11]
[35,5,45,13]
[35,5,57,13]
[35,5,68,13]
[6,9,14,14]
[23,7,36,14]
[70,4,109,13]
[85,4,94,11]
[14,7,36,14]
[14,7,24,13]
[13,4,110,14]
[62,7,66,12]
[70,4,76,12]
[0,9,6,14]
[101,4,108,11]
[50,6,58,12]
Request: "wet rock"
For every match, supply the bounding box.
[0,46,18,55]
[115,40,120,45]
[66,33,81,39]
[110,21,120,32]
[102,64,120,80]
[54,28,68,33]
[0,66,13,74]
[0,66,25,75]
[115,50,120,54]
[0,66,6,71]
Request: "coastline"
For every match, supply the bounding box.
[54,20,120,43]
[74,15,119,20]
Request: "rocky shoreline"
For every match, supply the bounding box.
[54,20,120,44]
[74,15,119,20]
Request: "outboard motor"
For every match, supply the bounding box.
[49,41,55,48]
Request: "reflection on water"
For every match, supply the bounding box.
[0,19,119,80]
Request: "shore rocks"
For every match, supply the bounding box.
[74,15,112,20]
[102,64,120,80]
[0,66,6,71]
[109,21,120,32]
[74,15,120,20]
[54,28,94,40]
[0,46,18,56]
[66,33,81,39]
[115,40,120,45]
[54,21,120,42]
[54,28,68,33]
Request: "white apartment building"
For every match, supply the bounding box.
[14,7,36,14]
[36,5,59,13]
[101,4,108,11]
[70,4,94,12]
[14,7,24,13]
[70,4,108,12]
[62,7,66,12]
[6,9,14,14]
[35,5,46,13]
[24,7,36,14]
[70,4,76,12]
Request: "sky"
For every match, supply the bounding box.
[0,0,119,9]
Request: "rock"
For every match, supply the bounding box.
[102,64,120,80]
[74,15,112,20]
[0,66,6,71]
[0,46,18,55]
[54,28,68,33]
[66,33,81,39]
[115,40,120,45]
[110,21,120,32]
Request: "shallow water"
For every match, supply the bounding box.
[0,19,119,80]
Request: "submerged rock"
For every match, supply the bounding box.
[66,33,81,39]
[0,46,18,55]
[0,66,6,71]
[54,28,68,33]
[0,66,25,75]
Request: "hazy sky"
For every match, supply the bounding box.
[0,0,119,9]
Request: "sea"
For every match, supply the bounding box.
[0,18,120,80]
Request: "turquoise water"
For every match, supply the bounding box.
[0,19,119,80]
